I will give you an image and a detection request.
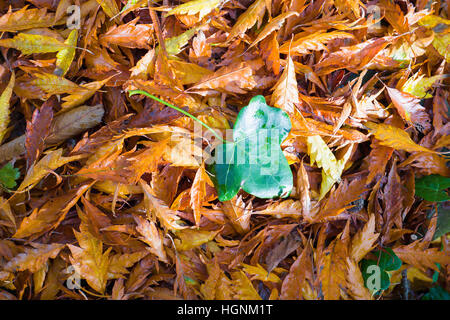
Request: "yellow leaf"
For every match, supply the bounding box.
[95,0,120,19]
[92,180,142,197]
[335,0,362,18]
[0,197,16,228]
[270,56,299,114]
[4,243,64,273]
[55,29,78,77]
[168,60,213,85]
[18,148,85,191]
[200,259,232,299]
[432,32,450,63]
[61,78,110,109]
[0,6,56,32]
[319,144,353,199]
[401,73,447,99]
[174,228,219,251]
[165,28,198,56]
[227,0,266,40]
[166,0,223,20]
[241,263,281,283]
[231,271,262,300]
[130,49,155,80]
[127,141,167,184]
[365,122,436,154]
[419,15,450,28]
[258,199,302,218]
[68,230,111,293]
[0,33,68,55]
[386,86,431,131]
[0,72,14,144]
[163,134,204,167]
[31,73,84,96]
[306,135,340,179]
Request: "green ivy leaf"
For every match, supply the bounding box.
[209,95,293,201]
[415,174,450,202]
[361,260,391,294]
[422,286,450,300]
[0,162,20,189]
[373,247,402,272]
[361,248,402,294]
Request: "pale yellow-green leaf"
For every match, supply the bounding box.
[306,135,340,180]
[165,28,198,56]
[0,33,68,55]
[401,73,447,98]
[432,33,450,63]
[418,15,450,28]
[0,72,14,144]
[55,29,78,77]
[319,145,353,199]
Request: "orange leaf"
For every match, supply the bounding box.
[393,241,450,272]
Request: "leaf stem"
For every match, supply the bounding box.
[128,89,227,143]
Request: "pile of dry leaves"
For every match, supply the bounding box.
[0,0,449,300]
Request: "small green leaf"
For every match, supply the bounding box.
[373,247,402,272]
[183,276,198,286]
[415,174,450,202]
[422,286,450,300]
[0,162,20,189]
[432,263,440,283]
[361,259,391,294]
[209,95,293,201]
[361,248,402,294]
